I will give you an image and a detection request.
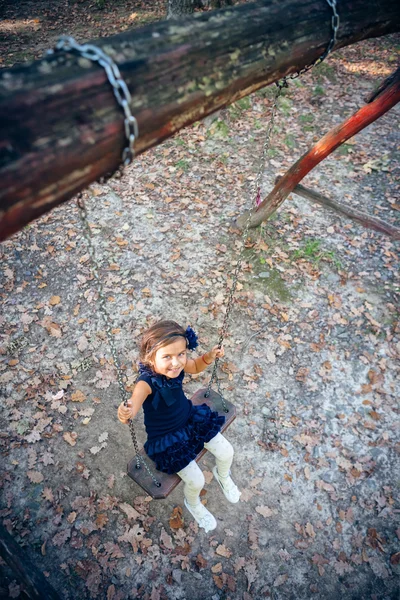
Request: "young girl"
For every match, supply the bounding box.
[118,320,241,532]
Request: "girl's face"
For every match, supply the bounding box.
[152,337,187,378]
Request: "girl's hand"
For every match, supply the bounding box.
[209,345,225,361]
[118,400,134,424]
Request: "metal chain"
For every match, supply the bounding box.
[285,0,339,80]
[76,195,161,486]
[50,35,139,174]
[205,81,285,403]
[206,0,340,401]
[50,37,160,485]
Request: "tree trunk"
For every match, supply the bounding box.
[1,0,399,241]
[167,0,197,19]
[236,66,400,229]
[0,525,61,600]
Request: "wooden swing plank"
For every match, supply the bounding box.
[127,388,236,499]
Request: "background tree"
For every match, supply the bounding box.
[167,0,199,19]
[167,0,234,19]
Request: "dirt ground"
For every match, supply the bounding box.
[1,2,399,599]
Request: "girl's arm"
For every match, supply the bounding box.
[117,380,151,424]
[184,345,224,375]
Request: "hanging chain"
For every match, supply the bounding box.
[285,0,339,81]
[49,35,139,176]
[76,196,161,486]
[206,0,340,402]
[205,81,285,404]
[54,36,160,485]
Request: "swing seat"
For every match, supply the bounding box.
[127,387,236,499]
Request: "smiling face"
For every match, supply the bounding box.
[152,337,188,378]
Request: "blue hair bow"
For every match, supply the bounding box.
[185,326,198,350]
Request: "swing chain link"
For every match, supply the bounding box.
[50,35,138,174]
[206,82,284,403]
[51,37,161,487]
[76,195,161,487]
[206,0,339,405]
[285,0,339,80]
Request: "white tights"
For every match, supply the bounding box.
[177,433,234,507]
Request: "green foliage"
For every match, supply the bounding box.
[313,62,336,82]
[299,114,315,124]
[236,97,251,110]
[313,85,325,97]
[208,120,230,139]
[175,159,190,171]
[277,96,293,116]
[228,96,251,119]
[294,239,322,259]
[216,153,229,165]
[292,239,342,270]
[336,143,354,156]
[255,86,276,99]
[284,134,296,149]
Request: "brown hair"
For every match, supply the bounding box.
[139,320,186,366]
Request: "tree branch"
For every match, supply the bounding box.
[291,183,400,239]
[236,66,400,229]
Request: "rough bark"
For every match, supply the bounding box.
[236,66,400,229]
[291,183,400,240]
[1,0,400,241]
[0,525,61,600]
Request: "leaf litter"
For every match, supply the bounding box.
[0,6,399,599]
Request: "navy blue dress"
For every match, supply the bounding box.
[137,364,225,474]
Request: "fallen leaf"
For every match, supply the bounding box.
[244,562,258,591]
[42,487,54,502]
[27,470,44,483]
[63,432,77,446]
[255,505,273,518]
[160,527,174,550]
[52,528,71,547]
[213,575,224,590]
[305,522,316,538]
[67,511,77,524]
[169,506,184,529]
[211,562,223,574]
[49,295,61,306]
[77,335,88,352]
[216,544,232,558]
[195,554,208,569]
[71,390,86,403]
[273,574,288,587]
[96,513,109,530]
[234,557,246,573]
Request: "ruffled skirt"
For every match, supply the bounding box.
[144,403,225,474]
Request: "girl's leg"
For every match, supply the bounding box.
[203,432,234,477]
[204,433,241,503]
[177,461,217,532]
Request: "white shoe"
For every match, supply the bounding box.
[213,466,241,503]
[184,499,217,532]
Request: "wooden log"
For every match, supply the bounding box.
[291,183,400,239]
[236,66,400,229]
[1,1,400,241]
[0,524,61,600]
